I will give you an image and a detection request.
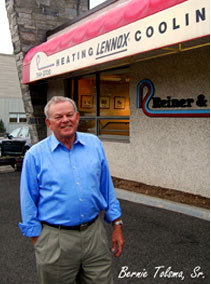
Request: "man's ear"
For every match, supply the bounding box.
[76,112,80,126]
[45,118,51,129]
[76,111,80,121]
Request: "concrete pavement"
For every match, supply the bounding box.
[116,188,210,221]
[0,171,209,284]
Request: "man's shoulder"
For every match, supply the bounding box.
[77,132,105,157]
[77,132,101,145]
[27,136,51,155]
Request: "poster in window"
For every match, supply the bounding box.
[81,95,93,109]
[100,96,110,109]
[114,96,125,109]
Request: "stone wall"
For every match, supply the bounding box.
[5,0,88,143]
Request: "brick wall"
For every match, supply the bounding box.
[5,0,88,143]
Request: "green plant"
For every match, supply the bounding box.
[0,119,6,134]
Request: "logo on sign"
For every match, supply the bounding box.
[137,79,210,117]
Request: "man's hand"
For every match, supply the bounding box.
[112,225,124,257]
[31,236,39,246]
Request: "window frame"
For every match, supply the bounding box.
[9,113,27,124]
[67,68,130,142]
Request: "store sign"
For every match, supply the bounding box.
[27,0,209,83]
[137,79,210,117]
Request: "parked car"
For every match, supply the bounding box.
[0,126,31,157]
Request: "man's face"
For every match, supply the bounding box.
[46,101,80,141]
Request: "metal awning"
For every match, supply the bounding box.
[22,0,209,84]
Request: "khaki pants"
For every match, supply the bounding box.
[34,217,113,284]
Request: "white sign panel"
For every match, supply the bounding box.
[29,0,209,82]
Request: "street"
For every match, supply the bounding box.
[0,171,209,284]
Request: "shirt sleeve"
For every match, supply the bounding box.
[99,143,122,223]
[18,150,42,237]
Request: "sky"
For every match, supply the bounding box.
[0,0,105,55]
[0,1,13,54]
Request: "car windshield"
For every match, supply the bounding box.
[9,127,21,138]
[9,126,29,138]
[19,126,29,137]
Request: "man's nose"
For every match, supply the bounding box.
[61,115,69,122]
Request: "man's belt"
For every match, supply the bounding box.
[42,215,98,231]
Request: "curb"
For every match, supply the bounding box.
[0,165,15,173]
[115,188,210,221]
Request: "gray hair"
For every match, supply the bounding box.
[44,96,78,118]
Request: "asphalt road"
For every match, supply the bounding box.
[0,171,209,284]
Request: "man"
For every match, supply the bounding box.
[19,96,124,284]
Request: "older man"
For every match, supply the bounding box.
[19,96,124,284]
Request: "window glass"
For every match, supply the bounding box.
[78,119,96,134]
[9,113,18,123]
[9,113,27,123]
[99,119,129,136]
[68,68,130,141]
[100,70,130,118]
[78,75,96,116]
[19,114,27,123]
[99,69,130,139]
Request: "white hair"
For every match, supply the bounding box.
[44,96,78,118]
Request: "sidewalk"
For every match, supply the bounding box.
[116,188,210,221]
[0,165,15,173]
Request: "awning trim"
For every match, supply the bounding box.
[23,0,187,64]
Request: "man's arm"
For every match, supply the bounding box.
[99,142,125,257]
[112,218,124,257]
[19,151,42,239]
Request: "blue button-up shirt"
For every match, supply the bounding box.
[19,132,121,237]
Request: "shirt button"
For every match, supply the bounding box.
[73,166,76,169]
[76,182,80,185]
[80,198,83,202]
[81,214,84,218]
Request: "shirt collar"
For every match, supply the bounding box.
[50,132,86,152]
[74,132,87,146]
[50,134,61,152]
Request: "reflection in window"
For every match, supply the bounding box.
[99,119,129,136]
[78,119,96,134]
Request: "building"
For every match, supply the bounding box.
[0,54,26,133]
[6,0,210,205]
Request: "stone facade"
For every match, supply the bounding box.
[5,0,88,143]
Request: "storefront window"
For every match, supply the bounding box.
[78,75,96,117]
[78,119,96,134]
[69,68,130,141]
[99,69,130,137]
[99,119,129,136]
